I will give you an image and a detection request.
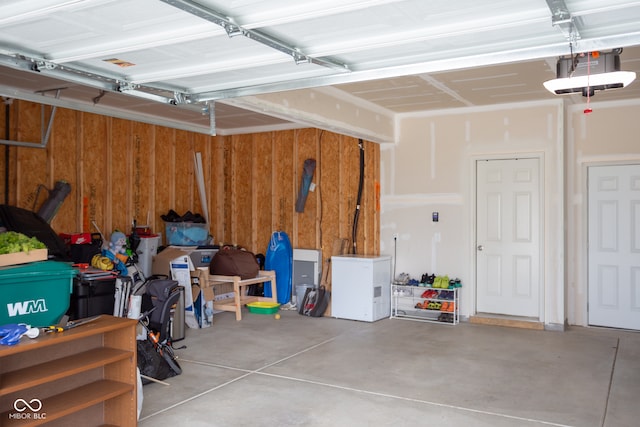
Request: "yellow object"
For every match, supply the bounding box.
[91,254,114,271]
[275,313,280,320]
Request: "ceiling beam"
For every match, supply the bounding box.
[192,32,640,102]
[545,0,580,43]
[0,83,217,135]
[159,0,350,72]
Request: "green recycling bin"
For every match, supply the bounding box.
[0,260,77,327]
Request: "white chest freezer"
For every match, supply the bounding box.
[331,255,391,322]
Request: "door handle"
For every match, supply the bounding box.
[477,245,484,251]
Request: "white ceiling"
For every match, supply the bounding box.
[1,0,640,140]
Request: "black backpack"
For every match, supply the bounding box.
[137,339,177,384]
[298,285,330,317]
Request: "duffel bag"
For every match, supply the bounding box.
[209,248,259,279]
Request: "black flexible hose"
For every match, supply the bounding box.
[352,139,364,254]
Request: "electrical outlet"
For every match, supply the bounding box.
[393,233,399,239]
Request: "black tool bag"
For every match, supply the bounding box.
[69,233,102,264]
[209,248,259,279]
[137,339,177,384]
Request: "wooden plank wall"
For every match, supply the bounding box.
[0,100,381,277]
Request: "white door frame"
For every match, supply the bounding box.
[469,152,545,322]
[583,160,640,328]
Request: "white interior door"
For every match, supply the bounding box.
[476,158,541,318]
[588,164,640,330]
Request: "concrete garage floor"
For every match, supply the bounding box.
[138,309,639,427]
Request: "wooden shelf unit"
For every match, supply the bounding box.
[201,270,278,321]
[0,315,137,426]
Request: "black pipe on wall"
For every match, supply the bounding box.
[352,139,364,254]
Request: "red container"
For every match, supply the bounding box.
[60,232,92,245]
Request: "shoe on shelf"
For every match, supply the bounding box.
[395,273,410,285]
[421,289,436,298]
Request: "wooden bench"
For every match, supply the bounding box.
[200,270,277,321]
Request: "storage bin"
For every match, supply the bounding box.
[67,276,116,321]
[0,260,77,327]
[246,302,280,314]
[164,222,210,246]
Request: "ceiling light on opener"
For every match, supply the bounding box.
[543,71,636,95]
[543,50,636,96]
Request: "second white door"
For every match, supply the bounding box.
[588,164,640,330]
[476,158,541,318]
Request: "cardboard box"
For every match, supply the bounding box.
[152,246,195,278]
[0,248,48,267]
[153,247,229,329]
[151,245,218,276]
[151,246,199,328]
[192,268,214,301]
[190,269,213,328]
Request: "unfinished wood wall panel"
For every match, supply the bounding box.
[293,128,318,250]
[5,100,380,266]
[16,102,47,212]
[212,136,226,245]
[221,137,233,245]
[1,101,19,206]
[370,141,381,253]
[131,122,154,228]
[79,112,110,235]
[362,140,380,255]
[50,107,79,234]
[154,128,173,240]
[173,130,194,217]
[230,134,253,248]
[253,132,273,253]
[318,131,343,255]
[110,119,130,232]
[272,131,295,233]
[339,136,357,253]
[192,132,210,224]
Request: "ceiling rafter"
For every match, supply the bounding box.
[229,0,405,29]
[191,34,636,102]
[545,0,580,44]
[159,0,350,72]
